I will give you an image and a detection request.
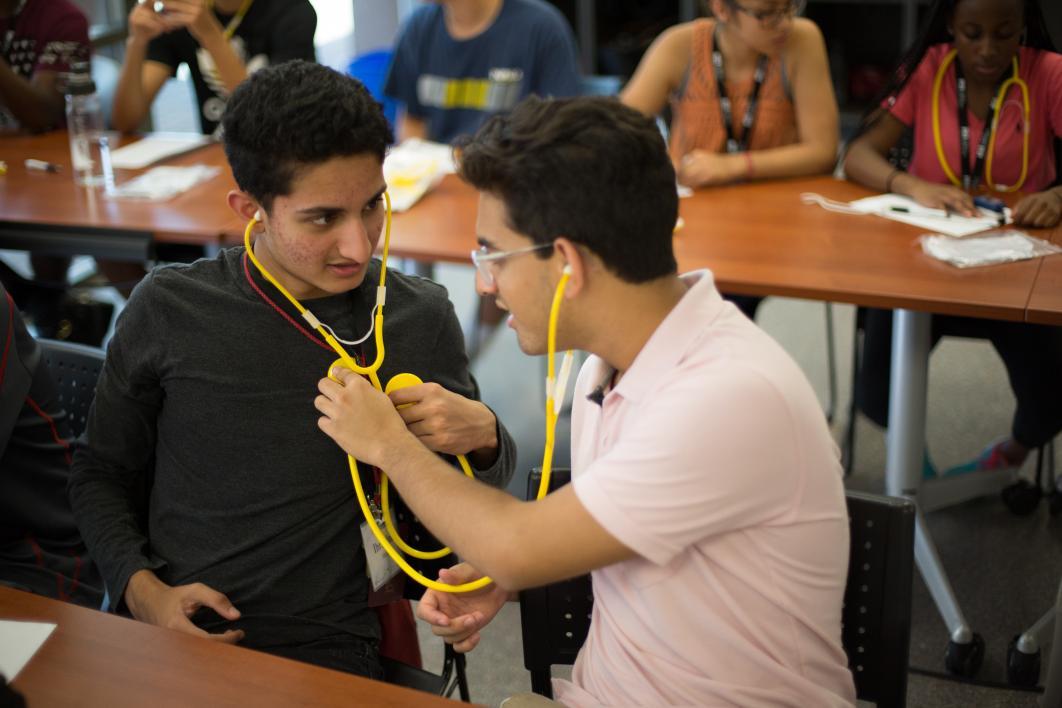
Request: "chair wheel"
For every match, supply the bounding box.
[1006,636,1041,687]
[1001,480,1042,516]
[945,633,985,677]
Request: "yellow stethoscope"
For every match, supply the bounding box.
[931,48,1030,192]
[243,193,572,593]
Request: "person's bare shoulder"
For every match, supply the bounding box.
[656,20,698,62]
[645,21,699,89]
[783,17,827,62]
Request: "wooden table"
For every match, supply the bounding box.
[1,132,491,265]
[0,586,463,708]
[1026,222,1062,326]
[0,131,241,260]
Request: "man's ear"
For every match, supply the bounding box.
[227,190,262,224]
[553,238,588,299]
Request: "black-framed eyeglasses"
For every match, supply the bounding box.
[730,0,805,29]
[470,242,553,286]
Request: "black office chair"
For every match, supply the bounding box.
[385,492,472,701]
[382,644,469,701]
[37,337,107,437]
[843,490,916,708]
[519,469,916,707]
[519,469,593,699]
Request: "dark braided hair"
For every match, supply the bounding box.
[222,60,393,212]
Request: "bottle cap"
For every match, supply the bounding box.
[64,61,97,96]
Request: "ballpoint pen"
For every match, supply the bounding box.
[889,205,954,219]
[25,159,61,173]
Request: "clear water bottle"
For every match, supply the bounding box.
[64,62,114,190]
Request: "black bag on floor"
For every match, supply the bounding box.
[0,263,113,347]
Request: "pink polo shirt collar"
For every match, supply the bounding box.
[596,269,727,405]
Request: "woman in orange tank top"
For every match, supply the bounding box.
[622,0,838,189]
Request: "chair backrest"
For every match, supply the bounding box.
[580,75,623,96]
[381,644,468,701]
[843,490,915,708]
[520,469,915,706]
[37,338,106,438]
[520,468,590,699]
[347,50,398,129]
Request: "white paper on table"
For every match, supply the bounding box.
[109,133,213,170]
[110,164,220,201]
[848,194,1008,237]
[383,139,456,212]
[0,620,56,680]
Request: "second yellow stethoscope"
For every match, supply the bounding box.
[931,48,1030,192]
[243,194,573,593]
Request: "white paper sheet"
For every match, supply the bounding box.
[847,194,1008,237]
[110,133,213,170]
[110,164,220,201]
[0,620,56,680]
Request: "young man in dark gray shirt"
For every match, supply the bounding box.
[69,60,515,678]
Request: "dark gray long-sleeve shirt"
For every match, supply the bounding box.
[69,248,515,649]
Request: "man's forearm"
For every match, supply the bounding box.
[68,463,157,606]
[0,61,62,130]
[379,433,528,588]
[124,568,164,618]
[112,39,151,132]
[194,27,247,94]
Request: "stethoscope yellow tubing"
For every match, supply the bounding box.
[243,195,482,589]
[243,197,571,592]
[931,49,1030,193]
[538,267,572,502]
[344,268,571,593]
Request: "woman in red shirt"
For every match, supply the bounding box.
[844,0,1062,475]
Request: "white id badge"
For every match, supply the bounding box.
[361,522,400,591]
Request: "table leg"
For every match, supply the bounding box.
[886,308,980,672]
[1039,580,1062,706]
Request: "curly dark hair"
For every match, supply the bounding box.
[457,96,678,284]
[221,60,393,212]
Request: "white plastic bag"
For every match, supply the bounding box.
[919,230,1062,268]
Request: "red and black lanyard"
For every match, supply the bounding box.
[954,60,1009,191]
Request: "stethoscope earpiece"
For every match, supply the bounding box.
[253,209,262,222]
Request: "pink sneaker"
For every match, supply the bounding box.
[943,439,1023,477]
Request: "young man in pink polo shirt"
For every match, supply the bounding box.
[315,96,856,706]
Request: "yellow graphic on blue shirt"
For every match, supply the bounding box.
[417,68,525,111]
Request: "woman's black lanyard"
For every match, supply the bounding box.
[712,26,769,154]
[954,61,1006,191]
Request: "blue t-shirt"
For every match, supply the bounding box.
[384,0,581,143]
